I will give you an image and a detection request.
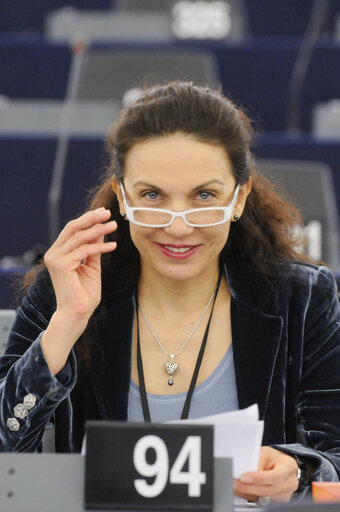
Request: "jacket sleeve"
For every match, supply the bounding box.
[0,269,77,452]
[273,265,340,489]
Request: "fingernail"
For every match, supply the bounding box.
[95,207,106,212]
[240,476,253,484]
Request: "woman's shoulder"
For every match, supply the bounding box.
[227,258,338,312]
[276,260,337,290]
[271,261,339,314]
[259,261,338,319]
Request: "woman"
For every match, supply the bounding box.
[1,82,339,503]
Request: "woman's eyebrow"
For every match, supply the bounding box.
[132,179,225,190]
[132,181,159,189]
[192,179,225,191]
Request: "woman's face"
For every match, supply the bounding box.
[114,134,250,284]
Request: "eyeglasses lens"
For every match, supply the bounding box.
[133,209,224,226]
[134,210,172,225]
[186,209,224,225]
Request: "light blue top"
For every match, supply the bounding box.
[127,344,239,422]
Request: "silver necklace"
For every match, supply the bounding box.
[138,285,217,386]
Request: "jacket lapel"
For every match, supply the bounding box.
[231,297,283,420]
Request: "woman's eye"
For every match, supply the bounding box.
[198,191,213,200]
[144,190,159,200]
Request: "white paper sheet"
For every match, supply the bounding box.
[167,404,263,478]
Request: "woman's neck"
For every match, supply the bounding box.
[137,265,222,317]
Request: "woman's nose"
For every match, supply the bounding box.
[163,216,194,237]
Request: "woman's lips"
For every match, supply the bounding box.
[155,243,201,260]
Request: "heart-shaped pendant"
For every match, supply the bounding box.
[165,360,178,376]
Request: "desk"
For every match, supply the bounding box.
[0,454,237,512]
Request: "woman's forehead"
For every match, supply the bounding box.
[123,134,234,185]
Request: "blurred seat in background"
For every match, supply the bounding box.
[45,8,174,43]
[74,48,220,102]
[258,158,340,270]
[45,0,249,43]
[313,99,340,140]
[0,309,15,356]
[0,44,220,136]
[0,99,119,136]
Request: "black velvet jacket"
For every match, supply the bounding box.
[1,260,340,486]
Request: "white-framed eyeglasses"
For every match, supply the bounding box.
[120,183,240,228]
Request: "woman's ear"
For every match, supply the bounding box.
[233,178,252,220]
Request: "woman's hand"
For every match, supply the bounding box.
[234,446,300,503]
[41,208,117,375]
[44,207,117,325]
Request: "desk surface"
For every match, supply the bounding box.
[2,453,334,511]
[0,453,239,512]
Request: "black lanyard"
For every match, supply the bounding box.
[135,269,223,422]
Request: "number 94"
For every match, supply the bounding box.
[133,435,206,498]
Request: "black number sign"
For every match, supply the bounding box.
[85,421,214,510]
